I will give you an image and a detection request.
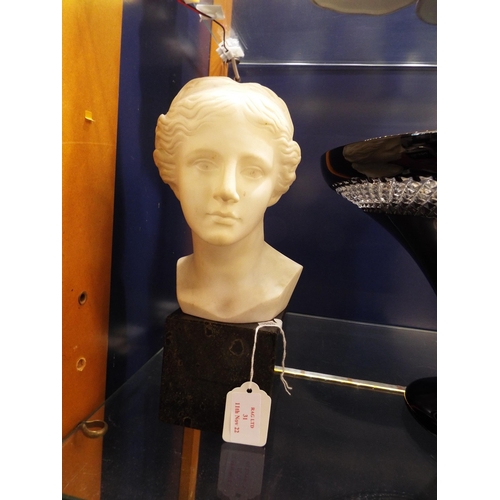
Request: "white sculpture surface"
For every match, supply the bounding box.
[153,77,302,323]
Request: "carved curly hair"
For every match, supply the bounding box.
[153,77,301,201]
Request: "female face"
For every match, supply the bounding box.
[174,112,280,246]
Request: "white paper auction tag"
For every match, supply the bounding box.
[222,381,271,447]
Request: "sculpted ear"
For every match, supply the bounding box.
[267,194,282,207]
[268,141,300,208]
[153,148,179,198]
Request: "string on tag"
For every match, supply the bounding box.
[249,318,292,396]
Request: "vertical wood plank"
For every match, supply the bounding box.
[178,428,202,500]
[62,407,106,500]
[62,0,123,439]
[208,0,233,77]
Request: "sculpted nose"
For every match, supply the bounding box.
[214,166,240,203]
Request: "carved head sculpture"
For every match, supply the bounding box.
[153,77,300,206]
[153,77,302,323]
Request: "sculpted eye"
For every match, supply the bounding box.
[193,160,217,172]
[241,166,264,179]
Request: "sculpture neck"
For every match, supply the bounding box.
[176,221,302,323]
[190,223,266,281]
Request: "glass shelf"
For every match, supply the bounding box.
[63,314,436,499]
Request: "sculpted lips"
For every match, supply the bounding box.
[208,211,239,224]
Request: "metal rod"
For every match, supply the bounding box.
[274,366,406,395]
[240,62,436,69]
[231,58,241,82]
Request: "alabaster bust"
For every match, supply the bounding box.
[153,77,302,323]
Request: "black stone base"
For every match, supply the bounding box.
[159,309,282,434]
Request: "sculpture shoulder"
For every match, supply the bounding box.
[176,254,195,287]
[262,244,302,289]
[175,247,302,323]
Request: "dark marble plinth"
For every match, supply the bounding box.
[159,309,282,434]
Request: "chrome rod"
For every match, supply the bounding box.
[274,366,406,395]
[240,61,436,69]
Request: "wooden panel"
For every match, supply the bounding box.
[62,407,106,500]
[62,0,123,439]
[208,0,233,77]
[178,428,201,500]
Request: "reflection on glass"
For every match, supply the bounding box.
[311,0,437,25]
[217,443,265,500]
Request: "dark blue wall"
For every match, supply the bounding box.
[106,0,437,395]
[107,0,210,394]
